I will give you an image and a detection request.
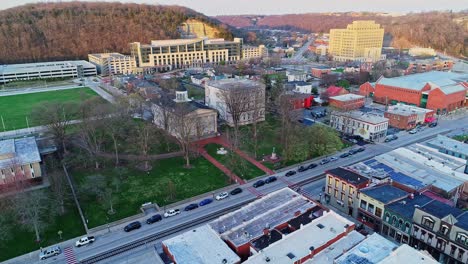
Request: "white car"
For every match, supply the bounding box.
[39,246,61,260]
[164,209,181,218]
[75,236,95,247]
[215,192,229,201]
[329,157,338,162]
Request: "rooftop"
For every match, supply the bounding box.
[88,53,129,59]
[379,244,438,264]
[206,79,264,91]
[332,111,389,125]
[386,195,433,219]
[0,60,96,74]
[377,71,467,91]
[162,225,240,264]
[361,185,408,204]
[427,134,468,157]
[305,231,365,264]
[330,94,365,102]
[0,137,41,168]
[439,83,467,95]
[327,167,369,186]
[244,211,355,264]
[386,104,432,116]
[335,233,397,264]
[312,66,331,70]
[419,200,466,228]
[149,38,203,47]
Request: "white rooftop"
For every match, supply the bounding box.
[150,38,203,47]
[162,225,240,264]
[379,244,438,264]
[386,103,433,116]
[304,231,365,264]
[0,137,41,168]
[244,211,355,264]
[427,134,468,157]
[335,233,397,264]
[330,94,365,102]
[89,53,129,59]
[332,111,389,125]
[0,60,95,75]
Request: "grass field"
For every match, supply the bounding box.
[73,157,229,228]
[0,87,100,131]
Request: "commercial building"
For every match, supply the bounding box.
[330,111,389,142]
[408,47,437,57]
[130,38,243,72]
[88,53,136,76]
[427,135,468,174]
[329,21,384,62]
[311,66,331,78]
[0,137,42,185]
[0,60,97,84]
[384,104,435,130]
[329,94,365,110]
[242,45,268,60]
[359,71,468,113]
[334,233,397,264]
[379,244,438,264]
[205,79,265,127]
[405,59,454,75]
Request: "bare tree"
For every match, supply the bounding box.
[277,92,303,159]
[0,200,11,242]
[49,171,69,215]
[81,174,119,215]
[133,122,159,171]
[249,87,266,158]
[169,104,199,168]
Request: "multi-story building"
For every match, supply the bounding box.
[130,38,243,72]
[242,45,268,60]
[359,71,468,114]
[286,70,308,82]
[325,167,370,218]
[205,79,265,127]
[0,137,42,185]
[405,60,454,75]
[334,233,398,264]
[290,81,313,94]
[329,21,384,62]
[311,66,331,78]
[329,94,365,110]
[330,111,389,142]
[315,45,328,56]
[385,103,435,130]
[0,60,96,84]
[88,53,136,76]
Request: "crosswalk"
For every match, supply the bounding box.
[63,247,77,264]
[247,187,263,197]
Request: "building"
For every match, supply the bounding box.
[0,60,97,84]
[384,103,435,130]
[88,53,136,76]
[130,38,243,72]
[329,94,365,110]
[330,111,389,142]
[326,86,349,97]
[162,225,240,264]
[405,60,454,75]
[190,75,209,86]
[358,184,409,231]
[334,233,398,264]
[242,45,268,60]
[359,71,468,114]
[311,66,331,78]
[325,167,370,218]
[427,135,468,174]
[315,45,328,56]
[286,70,308,82]
[329,21,384,62]
[205,79,265,127]
[306,230,365,264]
[408,47,437,57]
[290,81,312,94]
[379,244,439,264]
[411,199,468,264]
[0,137,42,185]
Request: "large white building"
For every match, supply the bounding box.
[242,45,268,60]
[88,53,136,76]
[0,60,97,84]
[330,111,389,142]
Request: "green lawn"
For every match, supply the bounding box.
[185,84,205,100]
[73,157,229,228]
[0,87,100,131]
[453,134,468,142]
[205,143,266,180]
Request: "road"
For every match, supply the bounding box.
[5,114,468,264]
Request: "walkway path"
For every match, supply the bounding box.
[199,150,245,185]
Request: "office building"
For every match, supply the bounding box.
[0,137,42,185]
[242,45,268,60]
[88,53,136,76]
[384,104,435,130]
[329,21,384,62]
[330,111,389,142]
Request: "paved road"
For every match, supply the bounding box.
[5,114,468,264]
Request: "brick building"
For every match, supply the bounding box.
[329,94,365,110]
[330,111,389,142]
[405,60,454,75]
[311,66,331,78]
[384,103,435,130]
[359,71,467,114]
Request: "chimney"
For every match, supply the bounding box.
[409,193,414,199]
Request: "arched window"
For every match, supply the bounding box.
[405,222,410,233]
[392,216,397,226]
[385,213,390,223]
[398,219,404,229]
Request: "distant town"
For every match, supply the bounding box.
[0,2,467,264]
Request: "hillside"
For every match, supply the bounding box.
[0,2,233,63]
[217,12,468,57]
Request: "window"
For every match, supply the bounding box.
[456,233,468,245]
[458,249,465,260]
[360,200,367,210]
[375,207,382,218]
[427,234,433,244]
[348,197,353,206]
[334,189,338,198]
[328,176,333,185]
[385,213,390,223]
[340,192,345,201]
[392,216,397,226]
[405,223,410,233]
[367,203,374,214]
[441,225,449,236]
[398,219,404,229]
[342,183,347,192]
[335,179,339,188]
[422,216,435,229]
[327,186,332,195]
[413,226,419,236]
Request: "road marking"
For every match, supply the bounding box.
[63,247,77,264]
[248,187,263,197]
[280,177,294,186]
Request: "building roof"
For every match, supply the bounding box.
[379,244,438,264]
[206,79,264,91]
[335,233,397,264]
[377,71,467,91]
[332,111,389,125]
[327,167,369,186]
[419,200,465,223]
[330,94,365,102]
[327,86,348,96]
[386,103,433,117]
[439,83,467,95]
[312,66,331,70]
[427,134,468,157]
[0,60,96,75]
[88,53,129,59]
[149,38,203,47]
[0,137,41,168]
[386,195,433,219]
[244,211,355,264]
[162,225,240,264]
[361,185,408,204]
[306,231,365,264]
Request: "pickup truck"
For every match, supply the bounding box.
[75,236,95,247]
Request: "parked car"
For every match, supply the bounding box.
[297,166,308,172]
[429,122,438,128]
[230,188,243,195]
[265,176,277,184]
[184,203,199,211]
[340,152,350,158]
[385,135,398,142]
[253,180,265,188]
[124,221,141,232]
[199,198,213,206]
[409,129,417,134]
[357,147,365,152]
[307,163,318,169]
[348,149,359,155]
[164,209,181,218]
[349,138,358,144]
[215,192,229,201]
[285,170,296,177]
[146,214,162,224]
[75,236,95,247]
[329,157,338,162]
[39,246,61,260]
[320,158,330,165]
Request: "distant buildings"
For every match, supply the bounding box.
[384,103,435,130]
[0,137,42,185]
[311,66,331,78]
[242,45,268,60]
[88,53,136,76]
[405,59,454,75]
[329,21,384,62]
[330,111,389,142]
[329,94,365,110]
[427,135,468,174]
[286,70,308,82]
[0,60,96,84]
[408,47,437,57]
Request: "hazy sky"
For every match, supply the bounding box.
[0,0,466,15]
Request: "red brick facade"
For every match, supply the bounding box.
[405,60,454,75]
[329,96,365,110]
[384,112,417,130]
[426,88,466,113]
[311,68,331,78]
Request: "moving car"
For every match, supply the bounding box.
[75,236,95,247]
[429,122,438,127]
[297,166,308,172]
[164,209,181,218]
[124,221,141,232]
[253,180,265,188]
[340,152,350,158]
[230,188,243,195]
[146,214,162,224]
[39,246,61,260]
[307,163,318,169]
[184,203,199,211]
[265,176,277,184]
[285,170,296,177]
[199,198,213,206]
[320,158,330,165]
[357,147,365,152]
[215,192,229,201]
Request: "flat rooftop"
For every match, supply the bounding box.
[207,79,264,91]
[427,134,468,157]
[379,244,438,264]
[332,111,389,125]
[335,233,397,264]
[361,185,408,204]
[330,94,365,102]
[244,211,355,264]
[386,104,430,116]
[162,225,240,264]
[305,231,365,264]
[89,53,129,59]
[0,60,95,74]
[327,167,369,186]
[386,194,433,219]
[377,71,467,91]
[149,38,202,47]
[209,188,318,247]
[0,137,41,168]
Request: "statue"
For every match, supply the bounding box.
[270,147,277,160]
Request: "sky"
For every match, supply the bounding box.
[0,0,466,15]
